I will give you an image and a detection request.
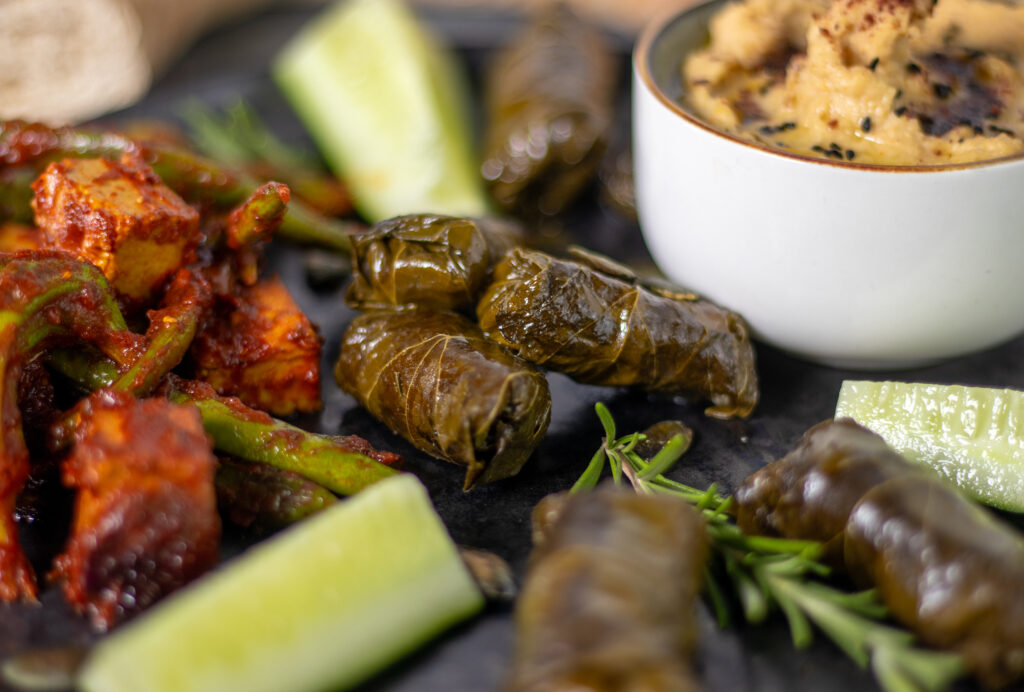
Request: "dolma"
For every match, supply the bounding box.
[345,214,521,312]
[507,486,706,692]
[477,248,759,419]
[735,418,1024,687]
[334,309,551,489]
[480,3,617,217]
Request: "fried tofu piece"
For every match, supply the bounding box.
[191,275,322,416]
[0,222,45,253]
[31,156,200,304]
[51,390,220,629]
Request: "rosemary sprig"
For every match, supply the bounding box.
[182,99,319,173]
[573,403,967,692]
[181,99,358,252]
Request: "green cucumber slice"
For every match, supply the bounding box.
[78,474,484,692]
[273,0,490,222]
[835,380,1024,512]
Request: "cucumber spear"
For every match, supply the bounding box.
[274,0,491,222]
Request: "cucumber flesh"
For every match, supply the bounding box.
[835,380,1024,512]
[273,0,490,223]
[78,474,484,692]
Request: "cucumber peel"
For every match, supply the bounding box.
[835,380,1024,512]
[273,0,490,222]
[78,474,484,692]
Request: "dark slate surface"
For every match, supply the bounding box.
[2,5,1022,691]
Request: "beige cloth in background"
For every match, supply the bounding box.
[0,0,271,124]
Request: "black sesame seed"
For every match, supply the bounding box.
[861,116,872,132]
[990,125,1015,136]
[759,122,798,136]
[811,145,827,153]
[933,83,953,99]
[845,149,855,160]
[829,142,842,151]
[868,57,880,71]
[973,126,984,135]
[906,62,922,74]
[894,89,903,100]
[895,106,907,116]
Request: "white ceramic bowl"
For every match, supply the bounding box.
[632,0,1024,368]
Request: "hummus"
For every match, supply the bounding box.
[683,0,1024,165]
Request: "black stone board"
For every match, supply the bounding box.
[0,5,1020,692]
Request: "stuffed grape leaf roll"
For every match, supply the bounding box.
[736,418,1024,688]
[506,486,706,692]
[334,309,551,489]
[345,214,522,312]
[480,3,617,217]
[476,248,758,419]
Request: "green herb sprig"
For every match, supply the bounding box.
[573,403,966,692]
[181,99,358,252]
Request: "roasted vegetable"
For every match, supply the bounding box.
[477,248,759,419]
[225,181,290,251]
[52,390,220,630]
[48,267,214,450]
[48,345,400,498]
[215,456,338,531]
[171,378,403,497]
[507,485,706,691]
[31,156,202,306]
[190,275,322,417]
[0,251,143,601]
[0,251,395,606]
[735,418,1024,687]
[3,257,210,602]
[21,252,398,498]
[335,309,551,488]
[0,119,356,252]
[481,3,617,217]
[345,214,521,312]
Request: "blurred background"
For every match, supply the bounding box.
[0,0,692,125]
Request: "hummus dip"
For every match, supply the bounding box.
[683,0,1024,164]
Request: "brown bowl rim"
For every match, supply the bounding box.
[633,0,1024,173]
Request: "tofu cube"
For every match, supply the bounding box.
[192,276,322,416]
[53,390,220,629]
[31,156,200,303]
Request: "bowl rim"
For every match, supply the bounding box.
[633,0,1024,174]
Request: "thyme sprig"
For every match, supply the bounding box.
[572,403,966,692]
